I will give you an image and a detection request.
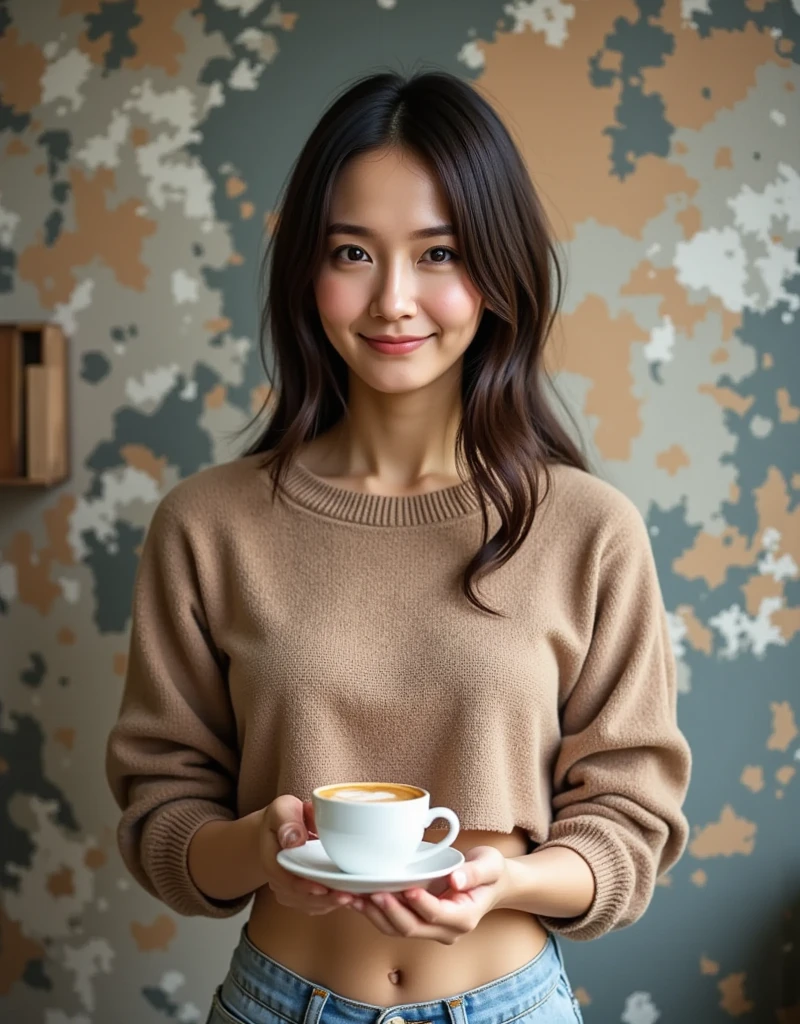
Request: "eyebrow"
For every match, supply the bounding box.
[326,222,455,240]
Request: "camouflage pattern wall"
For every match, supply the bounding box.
[0,1,798,1021]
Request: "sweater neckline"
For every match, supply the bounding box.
[277,455,483,526]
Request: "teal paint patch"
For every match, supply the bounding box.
[43,209,63,247]
[693,0,799,64]
[0,246,15,293]
[85,0,142,74]
[37,130,72,179]
[81,520,144,633]
[51,181,71,204]
[20,652,47,688]
[0,98,29,134]
[81,351,112,383]
[590,0,675,179]
[142,986,180,1017]
[22,959,53,991]
[0,700,80,891]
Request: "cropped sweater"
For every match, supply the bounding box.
[105,453,692,942]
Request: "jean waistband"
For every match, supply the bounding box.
[221,925,567,1024]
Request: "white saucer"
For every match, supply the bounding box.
[277,840,465,894]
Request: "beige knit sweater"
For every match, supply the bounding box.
[105,453,691,941]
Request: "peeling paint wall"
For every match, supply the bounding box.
[0,1,798,1021]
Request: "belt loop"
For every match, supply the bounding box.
[302,986,329,1024]
[445,995,468,1024]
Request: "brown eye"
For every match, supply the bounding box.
[426,247,458,264]
[333,245,368,262]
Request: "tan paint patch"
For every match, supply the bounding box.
[645,6,788,131]
[768,702,798,751]
[763,352,774,369]
[714,146,733,169]
[729,481,740,504]
[226,176,247,198]
[229,252,245,266]
[547,296,644,460]
[46,866,75,898]
[240,201,255,220]
[281,11,299,29]
[34,164,46,176]
[711,346,729,364]
[45,494,77,565]
[776,766,795,786]
[673,140,688,155]
[204,384,227,410]
[698,384,754,416]
[574,988,591,1007]
[0,28,46,113]
[656,444,690,476]
[689,805,756,858]
[677,605,713,654]
[793,474,800,490]
[754,468,800,567]
[204,317,232,333]
[84,847,107,870]
[718,972,755,1017]
[741,573,783,617]
[121,443,168,484]
[125,0,196,76]
[18,168,157,307]
[673,525,754,589]
[57,627,76,645]
[54,727,76,751]
[113,653,128,677]
[701,956,720,975]
[251,384,272,416]
[676,204,702,239]
[473,3,700,240]
[776,388,800,423]
[131,914,177,952]
[130,126,149,147]
[622,262,709,336]
[691,869,708,886]
[6,137,30,157]
[772,605,800,642]
[0,909,44,995]
[5,532,63,615]
[740,766,764,793]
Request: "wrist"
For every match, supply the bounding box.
[494,854,533,912]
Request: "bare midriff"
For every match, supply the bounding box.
[246,825,549,1006]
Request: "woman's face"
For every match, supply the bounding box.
[313,146,485,396]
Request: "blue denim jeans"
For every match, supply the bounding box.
[205,926,584,1024]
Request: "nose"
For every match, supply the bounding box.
[369,258,417,321]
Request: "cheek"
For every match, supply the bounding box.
[314,271,363,325]
[426,280,482,328]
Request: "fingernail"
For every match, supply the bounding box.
[452,871,465,889]
[282,829,300,845]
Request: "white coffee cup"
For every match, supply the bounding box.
[311,782,460,875]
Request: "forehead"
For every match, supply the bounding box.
[329,147,450,224]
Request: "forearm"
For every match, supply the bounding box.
[496,845,595,919]
[187,808,268,902]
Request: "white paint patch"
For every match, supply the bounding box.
[58,576,81,604]
[45,1013,91,1024]
[53,279,95,337]
[750,414,773,438]
[681,0,711,20]
[68,467,161,560]
[622,991,661,1024]
[161,970,186,994]
[236,28,280,62]
[666,610,688,660]
[77,110,131,169]
[759,529,798,582]
[215,0,261,13]
[644,315,676,363]
[41,49,93,112]
[770,109,787,126]
[709,598,786,658]
[0,562,18,604]
[3,798,98,940]
[377,0,397,7]
[43,40,61,60]
[180,378,199,401]
[205,80,225,112]
[124,80,214,221]
[674,226,753,312]
[458,40,486,70]
[62,938,114,1012]
[502,0,576,47]
[177,1005,202,1023]
[171,269,200,304]
[0,197,21,246]
[126,364,181,407]
[229,58,264,90]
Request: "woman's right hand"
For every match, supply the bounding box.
[260,795,356,915]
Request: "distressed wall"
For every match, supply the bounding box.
[0,1,798,1022]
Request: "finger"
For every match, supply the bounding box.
[357,896,401,936]
[369,892,423,935]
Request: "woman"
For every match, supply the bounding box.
[106,69,692,1024]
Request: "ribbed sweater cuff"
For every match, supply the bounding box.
[143,799,253,918]
[533,820,635,941]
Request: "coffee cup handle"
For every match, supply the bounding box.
[407,807,460,864]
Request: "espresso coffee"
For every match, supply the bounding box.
[317,782,423,803]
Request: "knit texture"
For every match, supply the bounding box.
[105,453,691,940]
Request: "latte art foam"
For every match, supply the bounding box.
[330,788,403,802]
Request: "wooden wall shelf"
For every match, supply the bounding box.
[0,322,70,488]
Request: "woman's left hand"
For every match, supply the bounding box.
[347,846,509,945]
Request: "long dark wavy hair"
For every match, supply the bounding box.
[239,68,589,617]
